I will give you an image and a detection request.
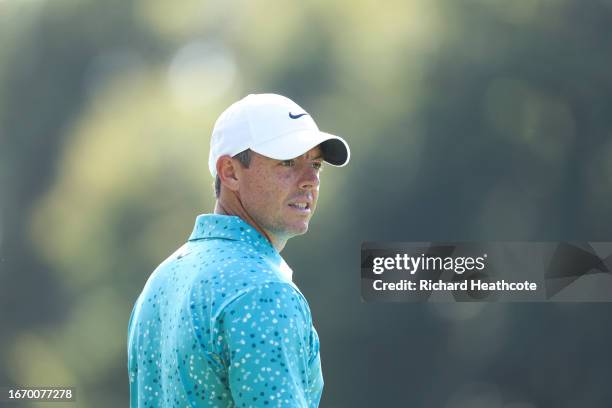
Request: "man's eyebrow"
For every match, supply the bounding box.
[281,153,323,161]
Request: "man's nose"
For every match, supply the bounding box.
[298,166,320,190]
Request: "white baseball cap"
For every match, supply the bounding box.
[208,93,350,177]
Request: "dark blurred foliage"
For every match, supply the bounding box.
[2,0,612,407]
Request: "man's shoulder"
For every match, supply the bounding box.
[143,237,298,313]
[217,280,312,322]
[179,236,291,281]
[155,238,265,272]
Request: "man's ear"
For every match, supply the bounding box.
[216,155,241,192]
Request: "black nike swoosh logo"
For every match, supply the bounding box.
[289,112,308,119]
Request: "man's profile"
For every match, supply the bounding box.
[128,94,350,407]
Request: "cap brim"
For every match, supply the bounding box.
[250,130,350,167]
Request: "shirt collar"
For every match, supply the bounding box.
[188,214,270,245]
[188,214,293,281]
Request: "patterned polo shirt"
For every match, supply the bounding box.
[128,214,323,407]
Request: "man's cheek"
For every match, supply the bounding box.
[312,193,319,211]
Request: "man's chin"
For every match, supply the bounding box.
[286,221,310,237]
[269,218,311,242]
[292,223,309,236]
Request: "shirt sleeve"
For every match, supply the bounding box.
[217,281,323,408]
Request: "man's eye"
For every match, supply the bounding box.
[312,162,323,170]
[281,160,295,167]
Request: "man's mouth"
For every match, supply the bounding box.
[288,202,311,211]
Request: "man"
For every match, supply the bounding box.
[128,94,350,407]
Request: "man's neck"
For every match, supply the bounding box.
[213,201,286,252]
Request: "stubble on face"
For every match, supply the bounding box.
[236,147,322,250]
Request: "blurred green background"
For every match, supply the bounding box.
[2,0,612,407]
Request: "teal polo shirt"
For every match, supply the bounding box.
[128,214,323,407]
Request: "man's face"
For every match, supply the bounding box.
[236,146,323,246]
